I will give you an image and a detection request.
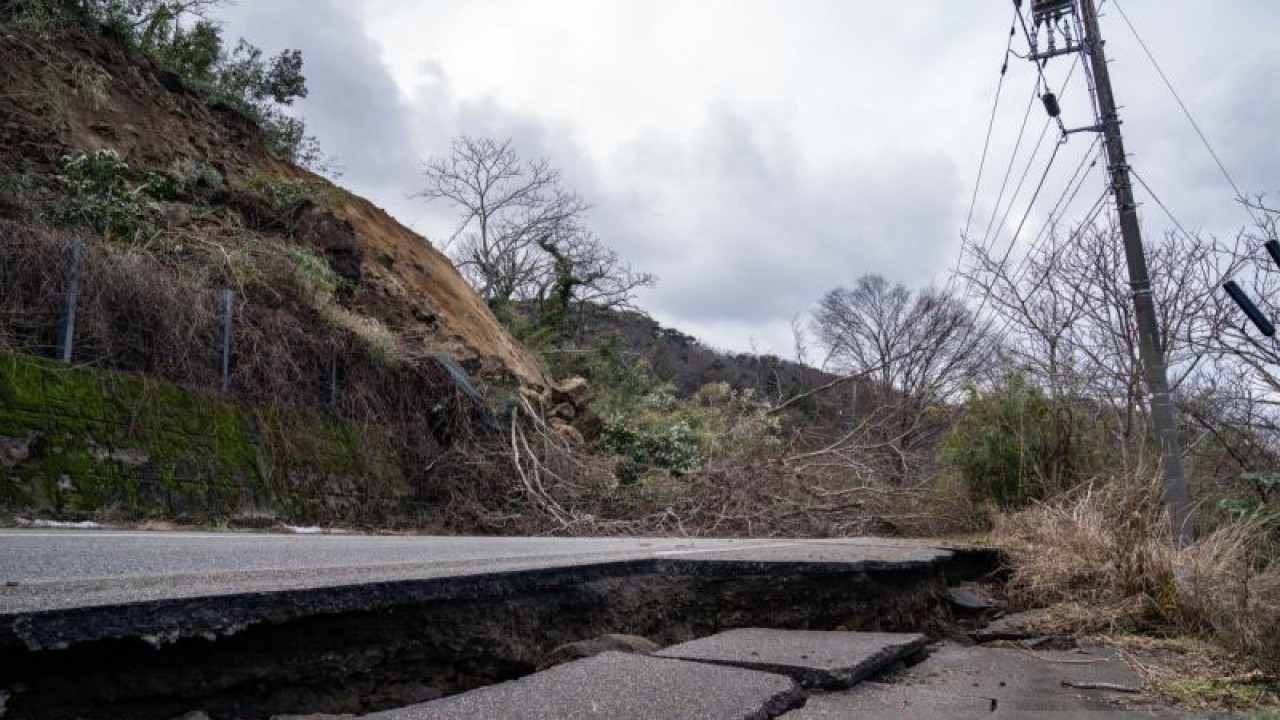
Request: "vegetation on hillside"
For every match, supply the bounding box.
[4,0,325,169]
[0,2,481,530]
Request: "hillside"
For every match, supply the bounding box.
[0,26,545,388]
[0,10,556,527]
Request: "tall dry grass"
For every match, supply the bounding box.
[994,467,1280,671]
[1177,519,1280,669]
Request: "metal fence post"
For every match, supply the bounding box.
[328,354,339,407]
[220,289,233,393]
[56,239,82,362]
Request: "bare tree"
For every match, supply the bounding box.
[964,219,1244,429]
[417,136,653,333]
[958,211,1258,497]
[804,275,991,484]
[813,274,992,403]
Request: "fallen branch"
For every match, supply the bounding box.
[1017,647,1110,664]
[766,348,924,415]
[1060,680,1141,693]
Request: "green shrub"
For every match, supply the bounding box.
[287,245,340,309]
[70,60,110,109]
[599,384,780,485]
[560,334,664,411]
[50,149,152,241]
[942,372,1057,508]
[688,381,782,460]
[556,335,781,484]
[0,169,39,213]
[1215,471,1280,539]
[245,172,333,213]
[346,313,399,366]
[4,0,80,36]
[140,157,225,202]
[171,158,224,193]
[602,415,700,485]
[491,302,560,358]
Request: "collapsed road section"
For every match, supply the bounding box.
[0,532,997,719]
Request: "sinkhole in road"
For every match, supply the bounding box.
[0,548,1000,719]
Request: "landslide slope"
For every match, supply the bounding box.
[0,27,547,388]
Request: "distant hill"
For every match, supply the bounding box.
[566,305,839,404]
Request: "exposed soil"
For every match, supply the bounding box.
[0,29,546,388]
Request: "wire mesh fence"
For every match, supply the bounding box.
[0,220,471,436]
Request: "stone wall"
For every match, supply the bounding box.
[0,352,417,524]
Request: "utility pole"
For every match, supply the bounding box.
[1080,0,1192,545]
[1028,0,1193,545]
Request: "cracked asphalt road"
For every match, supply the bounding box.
[0,530,948,614]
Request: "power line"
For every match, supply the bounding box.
[1007,139,1067,262]
[1014,0,1067,136]
[1026,135,1104,253]
[975,80,1041,256]
[1015,185,1111,291]
[1131,166,1195,243]
[959,127,1071,352]
[984,137,1076,315]
[954,2,1100,353]
[985,120,1058,253]
[966,136,1110,350]
[1110,0,1259,225]
[997,159,1110,333]
[985,187,1113,350]
[977,54,1082,261]
[962,9,1021,241]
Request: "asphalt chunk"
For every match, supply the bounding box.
[655,629,929,689]
[362,651,802,720]
[780,642,1193,719]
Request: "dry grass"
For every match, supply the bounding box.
[994,469,1175,632]
[1109,634,1280,712]
[1176,520,1280,670]
[993,466,1280,678]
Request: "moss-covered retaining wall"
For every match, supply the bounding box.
[0,352,416,524]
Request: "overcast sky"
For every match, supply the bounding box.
[218,1,1278,357]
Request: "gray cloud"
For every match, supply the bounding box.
[594,104,960,325]
[215,0,1279,354]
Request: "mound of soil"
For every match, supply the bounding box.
[0,29,546,387]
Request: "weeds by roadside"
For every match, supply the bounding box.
[992,466,1280,712]
[1110,635,1280,714]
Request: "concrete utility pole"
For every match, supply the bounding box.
[1076,0,1193,545]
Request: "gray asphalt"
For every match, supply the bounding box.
[781,642,1187,719]
[656,629,928,689]
[364,651,803,720]
[0,530,947,614]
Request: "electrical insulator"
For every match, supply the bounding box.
[1041,92,1061,118]
[1223,280,1276,337]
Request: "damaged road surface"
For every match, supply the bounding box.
[364,632,1191,720]
[0,531,982,719]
